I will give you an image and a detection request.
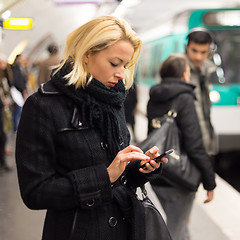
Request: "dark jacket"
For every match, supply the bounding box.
[0,98,3,135]
[16,80,161,240]
[124,82,137,127]
[147,78,216,191]
[11,62,27,94]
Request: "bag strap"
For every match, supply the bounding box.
[140,185,153,202]
[150,95,179,129]
[168,96,179,118]
[140,185,147,199]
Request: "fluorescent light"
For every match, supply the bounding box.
[54,0,102,4]
[112,0,142,17]
[8,39,29,64]
[1,10,11,20]
[120,0,141,8]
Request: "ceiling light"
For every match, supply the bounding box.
[1,10,11,20]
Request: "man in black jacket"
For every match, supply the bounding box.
[11,54,28,131]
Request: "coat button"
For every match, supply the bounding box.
[119,136,124,147]
[86,199,95,207]
[120,175,127,185]
[100,141,108,150]
[108,217,117,227]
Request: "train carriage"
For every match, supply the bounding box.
[136,7,240,153]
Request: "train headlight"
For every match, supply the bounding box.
[210,90,220,103]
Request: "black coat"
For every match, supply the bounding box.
[147,78,216,191]
[0,98,3,135]
[16,81,161,240]
[124,82,137,127]
[11,63,27,94]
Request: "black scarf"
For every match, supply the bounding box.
[51,60,127,161]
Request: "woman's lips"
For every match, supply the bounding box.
[109,82,117,87]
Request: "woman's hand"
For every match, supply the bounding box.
[139,146,168,174]
[204,190,214,204]
[107,145,150,183]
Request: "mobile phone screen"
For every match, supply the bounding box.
[140,149,174,168]
[152,149,174,163]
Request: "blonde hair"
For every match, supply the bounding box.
[55,16,142,89]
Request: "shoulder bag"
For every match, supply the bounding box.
[138,100,202,192]
[139,185,172,240]
[113,183,172,240]
[124,185,172,240]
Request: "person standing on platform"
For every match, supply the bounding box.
[147,54,216,240]
[37,43,61,86]
[185,27,217,155]
[0,54,13,172]
[15,16,167,240]
[11,54,28,132]
[124,81,138,143]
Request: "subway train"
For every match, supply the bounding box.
[135,7,240,154]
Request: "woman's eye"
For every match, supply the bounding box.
[110,62,118,67]
[110,62,128,69]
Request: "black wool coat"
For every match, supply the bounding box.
[11,63,27,94]
[16,80,161,240]
[147,78,216,191]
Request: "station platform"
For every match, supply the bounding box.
[0,128,240,240]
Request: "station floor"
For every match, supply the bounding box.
[0,131,239,240]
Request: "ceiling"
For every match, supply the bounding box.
[0,0,20,12]
[123,1,240,33]
[0,0,239,64]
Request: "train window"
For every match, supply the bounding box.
[139,45,151,81]
[203,11,240,26]
[151,44,162,79]
[174,41,179,52]
[213,30,240,84]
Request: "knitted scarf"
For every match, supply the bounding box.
[51,60,127,161]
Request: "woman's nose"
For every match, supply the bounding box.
[115,68,125,80]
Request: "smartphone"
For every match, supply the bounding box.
[140,149,174,169]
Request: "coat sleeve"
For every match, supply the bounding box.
[16,93,112,211]
[125,161,163,189]
[176,94,216,190]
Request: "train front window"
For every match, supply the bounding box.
[212,30,240,85]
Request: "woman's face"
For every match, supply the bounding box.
[84,40,134,89]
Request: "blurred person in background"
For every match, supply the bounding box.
[15,16,166,240]
[11,54,28,132]
[147,54,216,240]
[124,81,138,144]
[37,43,61,86]
[0,54,14,172]
[185,27,217,156]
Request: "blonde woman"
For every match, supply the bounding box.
[16,16,166,240]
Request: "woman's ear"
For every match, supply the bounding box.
[83,55,88,64]
[181,72,187,82]
[83,51,90,64]
[182,65,190,83]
